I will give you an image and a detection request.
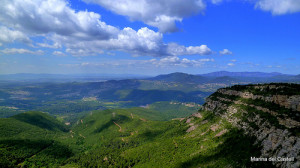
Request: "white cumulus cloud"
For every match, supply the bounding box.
[57,27,212,57]
[37,42,61,49]
[211,0,223,5]
[52,51,66,56]
[83,0,206,33]
[0,0,119,40]
[220,49,233,55]
[0,0,213,57]
[0,48,44,55]
[255,0,300,15]
[149,57,214,67]
[0,26,31,46]
[167,43,212,57]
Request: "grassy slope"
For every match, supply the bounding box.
[64,109,273,167]
[147,101,201,120]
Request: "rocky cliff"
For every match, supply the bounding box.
[202,83,300,168]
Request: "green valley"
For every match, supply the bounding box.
[0,73,299,167]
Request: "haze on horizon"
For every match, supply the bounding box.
[0,0,299,76]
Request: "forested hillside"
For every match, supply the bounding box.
[0,109,273,167]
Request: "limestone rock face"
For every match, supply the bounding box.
[203,84,300,168]
[218,88,300,112]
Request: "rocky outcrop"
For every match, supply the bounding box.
[203,84,300,168]
[218,88,300,112]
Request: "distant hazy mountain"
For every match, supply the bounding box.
[148,71,300,85]
[295,74,300,78]
[200,71,286,78]
[148,71,300,84]
[149,72,208,83]
[0,73,150,82]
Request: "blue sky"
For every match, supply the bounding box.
[0,0,299,75]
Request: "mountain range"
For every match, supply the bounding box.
[200,71,287,77]
[149,71,300,84]
[1,71,299,83]
[1,71,300,119]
